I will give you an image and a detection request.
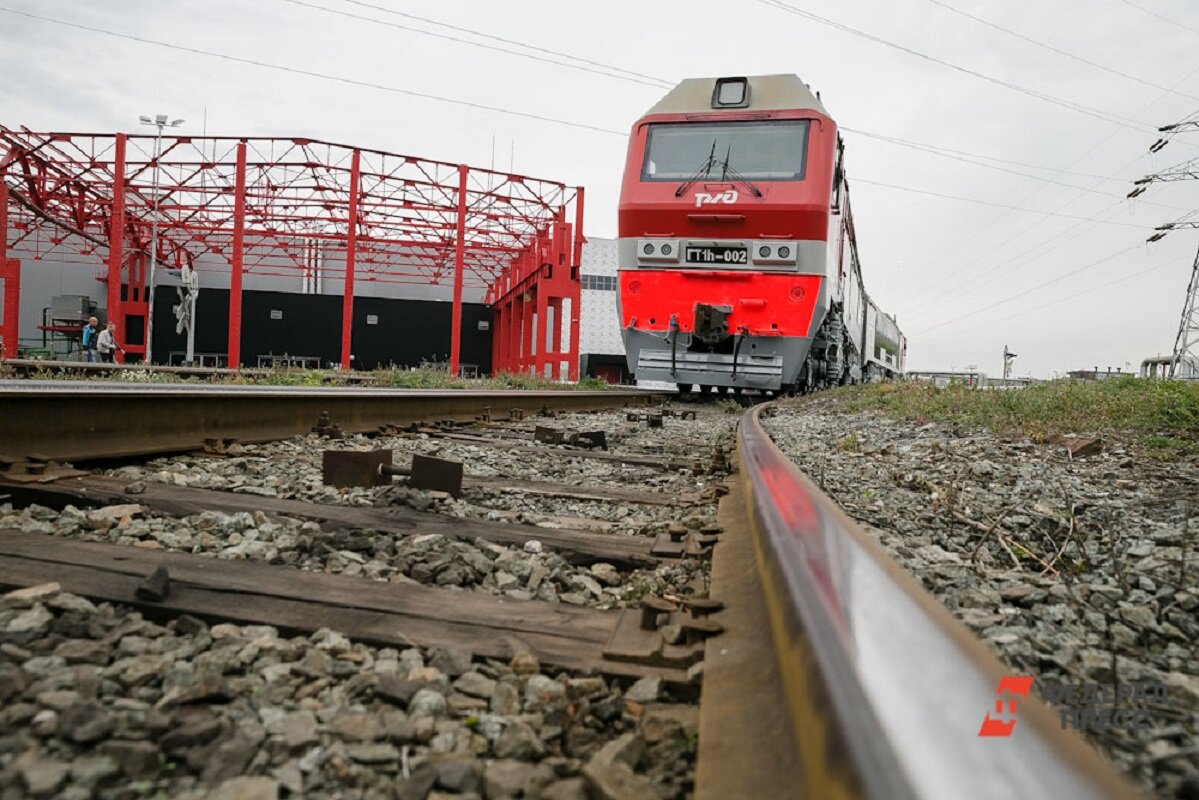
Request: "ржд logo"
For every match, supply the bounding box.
[694,189,738,208]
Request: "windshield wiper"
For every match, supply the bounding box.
[719,145,763,198]
[674,141,764,199]
[674,140,719,197]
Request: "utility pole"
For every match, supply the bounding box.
[1002,345,1017,381]
[1130,112,1199,378]
[138,114,184,365]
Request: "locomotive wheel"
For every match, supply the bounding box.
[676,383,693,394]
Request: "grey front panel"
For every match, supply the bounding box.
[618,237,827,274]
[623,328,812,390]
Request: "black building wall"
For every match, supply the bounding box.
[152,287,492,372]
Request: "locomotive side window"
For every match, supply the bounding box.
[641,120,810,182]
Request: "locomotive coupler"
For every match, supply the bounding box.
[693,304,733,345]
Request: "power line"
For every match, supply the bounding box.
[337,0,672,86]
[901,196,1146,318]
[845,127,1191,211]
[925,0,1199,101]
[917,253,1176,342]
[1116,0,1199,37]
[852,178,1148,227]
[280,0,669,89]
[0,6,627,137]
[909,243,1144,337]
[887,60,1199,313]
[759,0,1155,132]
[841,127,1125,182]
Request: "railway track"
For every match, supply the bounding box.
[0,381,653,461]
[0,386,1137,798]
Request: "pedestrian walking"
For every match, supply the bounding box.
[97,322,125,363]
[81,317,99,363]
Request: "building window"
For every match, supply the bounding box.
[581,274,616,291]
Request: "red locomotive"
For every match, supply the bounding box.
[617,74,905,393]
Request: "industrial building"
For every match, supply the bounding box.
[0,127,587,380]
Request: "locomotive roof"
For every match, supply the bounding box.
[643,74,829,116]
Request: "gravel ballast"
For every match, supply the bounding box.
[0,405,735,798]
[0,584,696,799]
[763,399,1198,799]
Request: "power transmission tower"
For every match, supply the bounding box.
[1003,345,1017,380]
[1170,245,1199,378]
[1132,111,1199,377]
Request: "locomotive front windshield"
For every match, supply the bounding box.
[641,120,810,182]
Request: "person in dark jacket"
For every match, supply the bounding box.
[81,317,99,363]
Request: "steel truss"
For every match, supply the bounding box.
[0,126,582,374]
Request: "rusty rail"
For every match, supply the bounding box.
[0,381,655,461]
[718,403,1136,799]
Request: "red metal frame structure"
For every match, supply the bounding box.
[0,181,20,359]
[484,189,585,381]
[0,126,582,375]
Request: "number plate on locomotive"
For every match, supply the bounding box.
[685,245,748,265]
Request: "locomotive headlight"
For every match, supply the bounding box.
[755,241,797,265]
[637,239,680,263]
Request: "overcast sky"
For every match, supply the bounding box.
[2,0,1198,377]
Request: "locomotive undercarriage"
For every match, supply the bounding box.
[622,322,810,393]
[794,303,859,394]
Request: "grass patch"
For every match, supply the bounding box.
[3,361,616,391]
[832,377,1199,455]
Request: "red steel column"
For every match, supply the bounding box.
[106,134,127,362]
[449,165,468,376]
[512,295,524,373]
[0,259,17,361]
[228,140,248,368]
[0,180,16,359]
[522,294,535,375]
[340,149,362,370]
[568,188,585,381]
[490,304,502,377]
[501,298,513,374]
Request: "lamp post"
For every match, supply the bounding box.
[138,114,184,364]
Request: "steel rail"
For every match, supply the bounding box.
[0,358,379,382]
[0,382,654,461]
[735,403,1136,800]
